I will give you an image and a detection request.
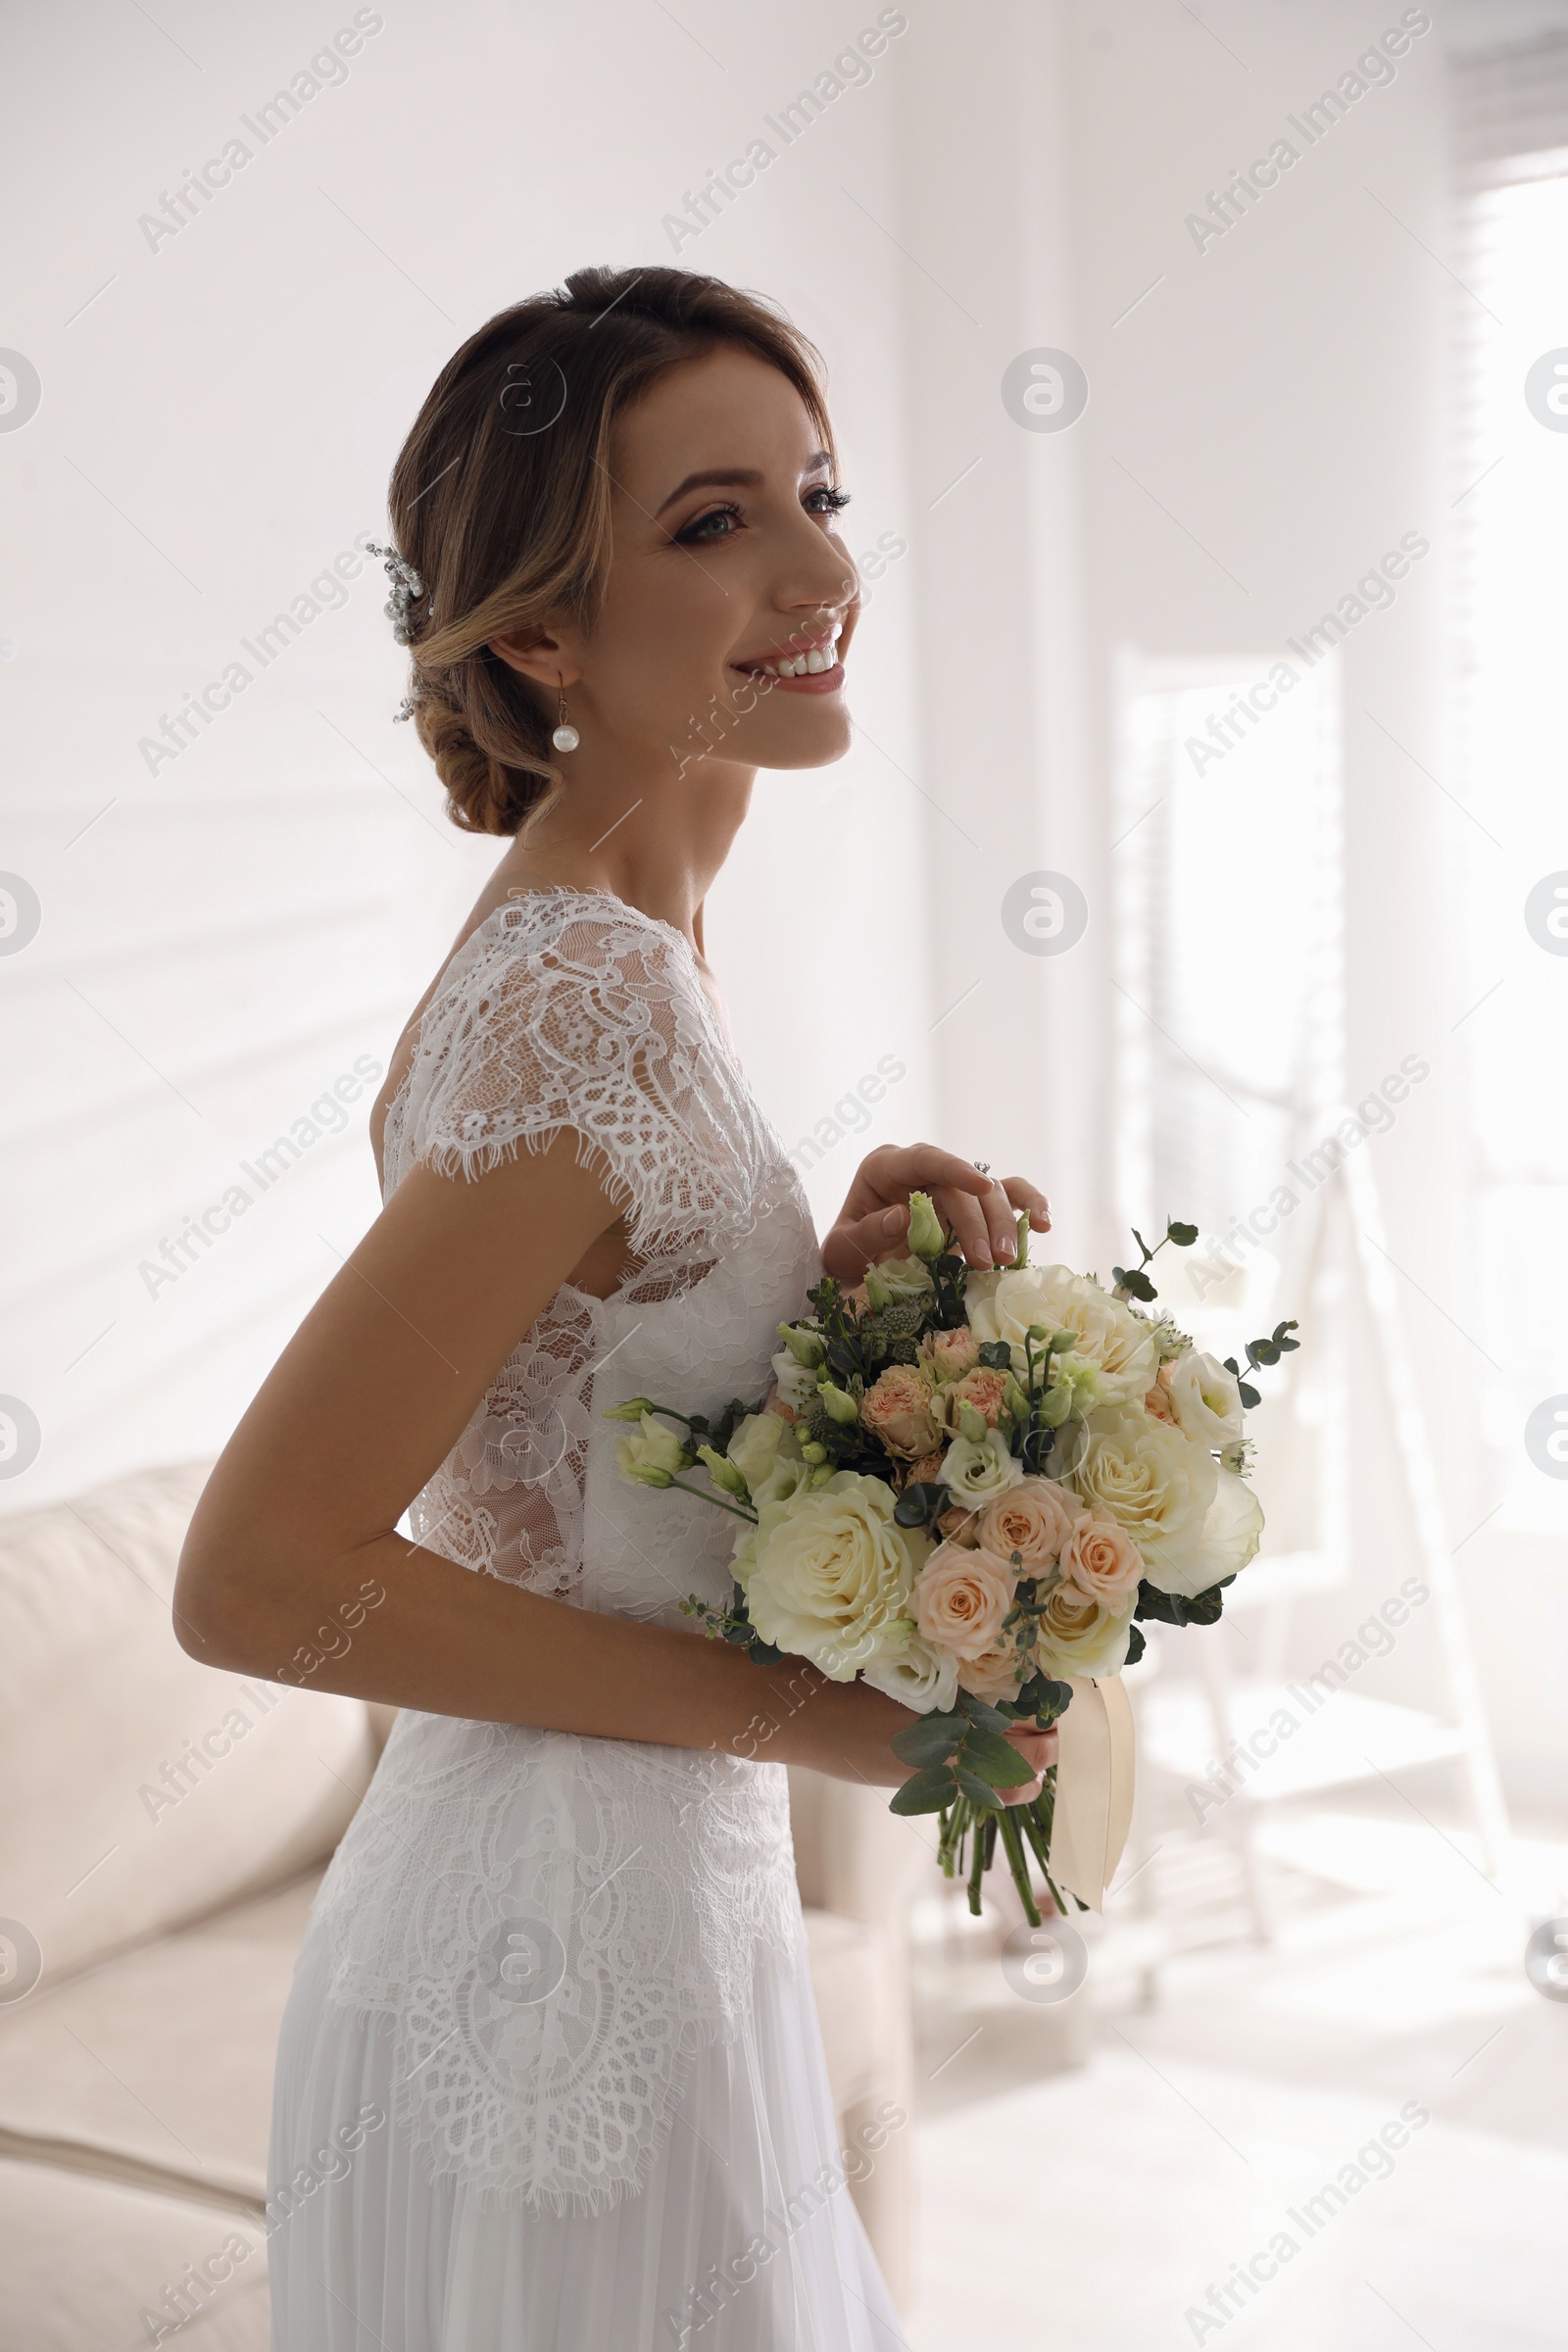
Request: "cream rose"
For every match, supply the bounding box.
[861,1623,959,1713]
[1140,1466,1263,1599]
[1058,1513,1143,1604]
[939,1427,1024,1505]
[1033,1581,1137,1679]
[1167,1349,1246,1448]
[913,1542,1017,1661]
[859,1365,944,1460]
[1062,1402,1216,1559]
[973,1477,1083,1574]
[735,1472,928,1680]
[967,1265,1158,1400]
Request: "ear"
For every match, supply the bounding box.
[487,622,584,691]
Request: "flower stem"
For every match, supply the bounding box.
[664,1477,760,1525]
[965,1805,988,1916]
[996,1807,1042,1929]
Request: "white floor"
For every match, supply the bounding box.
[906,1808,1568,2351]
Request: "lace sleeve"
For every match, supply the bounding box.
[390,888,756,1263]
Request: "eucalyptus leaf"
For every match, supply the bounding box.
[891,1715,964,1768]
[961,1729,1038,1789]
[956,1690,1012,1734]
[890,1765,959,1815]
[953,1765,1004,1811]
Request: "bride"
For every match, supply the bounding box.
[175,264,1054,2350]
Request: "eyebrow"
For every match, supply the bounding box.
[654,450,833,518]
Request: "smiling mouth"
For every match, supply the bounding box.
[732,623,845,683]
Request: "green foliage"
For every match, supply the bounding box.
[1133,1575,1234,1628]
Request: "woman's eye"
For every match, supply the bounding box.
[675,503,744,545]
[805,486,852,515]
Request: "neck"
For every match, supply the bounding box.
[492,750,757,951]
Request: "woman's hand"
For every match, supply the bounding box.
[821,1144,1051,1282]
[997,1721,1059,1806]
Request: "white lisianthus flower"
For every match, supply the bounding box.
[735,1472,931,1681]
[1167,1349,1246,1448]
[1033,1582,1138,1680]
[1140,1467,1263,1599]
[967,1265,1158,1400]
[940,1427,1025,1504]
[726,1411,805,1504]
[770,1347,819,1413]
[864,1252,937,1305]
[615,1413,689,1487]
[1062,1402,1216,1558]
[859,1621,960,1713]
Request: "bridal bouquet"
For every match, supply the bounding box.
[609,1196,1298,1925]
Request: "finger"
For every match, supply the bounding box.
[1000,1772,1043,1805]
[1000,1175,1052,1231]
[978,1180,1021,1264]
[884,1146,996,1200]
[937,1186,997,1268]
[820,1203,909,1280]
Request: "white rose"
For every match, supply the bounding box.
[1033,1582,1138,1680]
[1140,1467,1263,1599]
[1062,1403,1216,1558]
[770,1347,819,1413]
[726,1411,803,1502]
[736,1472,929,1681]
[940,1427,1024,1504]
[859,1622,960,1713]
[967,1265,1157,1401]
[1167,1349,1245,1448]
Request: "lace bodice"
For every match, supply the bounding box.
[310,888,824,2213]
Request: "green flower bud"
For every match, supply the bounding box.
[623,1462,675,1488]
[1052,1329,1080,1354]
[1037,1381,1076,1428]
[697,1444,751,1500]
[801,1441,829,1465]
[1014,1208,1031,1270]
[817,1380,861,1427]
[862,1265,893,1311]
[1003,1373,1030,1420]
[905,1191,945,1263]
[957,1400,989,1444]
[775,1323,826,1368]
[810,1462,837,1487]
[603,1396,657,1422]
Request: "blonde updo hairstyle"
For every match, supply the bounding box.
[386,266,835,837]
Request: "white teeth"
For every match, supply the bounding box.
[751,636,841,679]
[805,648,826,673]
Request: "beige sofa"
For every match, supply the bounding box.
[0,1463,923,2347]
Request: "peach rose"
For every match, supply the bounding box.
[937,1503,980,1544]
[940,1366,1011,1432]
[957,1645,1028,1702]
[920,1325,981,1384]
[913,1542,1017,1661]
[973,1477,1083,1576]
[902,1448,948,1489]
[1142,1380,1175,1425]
[858,1365,943,1461]
[1058,1512,1143,1603]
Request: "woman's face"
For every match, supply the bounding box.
[528,345,859,779]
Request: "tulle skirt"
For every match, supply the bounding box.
[268,1914,909,2350]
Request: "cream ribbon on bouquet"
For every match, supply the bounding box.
[1048,1673,1136,1913]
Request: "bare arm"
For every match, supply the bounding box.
[173,1134,924,1785]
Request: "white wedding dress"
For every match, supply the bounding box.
[268,888,910,2351]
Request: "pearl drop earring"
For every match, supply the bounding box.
[552,678,579,754]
